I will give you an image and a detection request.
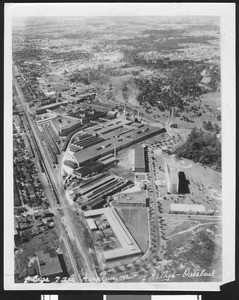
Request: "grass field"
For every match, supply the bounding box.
[200,91,221,107]
[177,158,222,190]
[164,223,222,281]
[117,207,149,253]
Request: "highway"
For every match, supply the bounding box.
[13,76,98,281]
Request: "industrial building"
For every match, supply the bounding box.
[114,191,147,207]
[50,117,82,137]
[170,204,206,214]
[35,92,96,116]
[37,104,106,137]
[86,218,98,231]
[36,101,68,115]
[84,207,142,262]
[71,119,166,167]
[64,160,78,169]
[73,154,118,178]
[36,248,63,278]
[164,157,178,194]
[134,146,146,173]
[178,171,190,194]
[71,172,133,210]
[73,161,105,177]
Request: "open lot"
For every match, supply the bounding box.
[200,91,221,108]
[163,220,222,281]
[117,207,149,253]
[110,148,135,181]
[177,158,222,191]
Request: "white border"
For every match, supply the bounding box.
[4,3,235,291]
[104,296,201,300]
[152,296,201,300]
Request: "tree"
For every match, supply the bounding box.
[176,127,221,171]
[206,121,214,131]
[214,123,220,134]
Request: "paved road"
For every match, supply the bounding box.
[14,77,98,281]
[161,213,222,221]
[147,149,162,255]
[165,106,176,134]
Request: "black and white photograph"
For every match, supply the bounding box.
[4,3,235,291]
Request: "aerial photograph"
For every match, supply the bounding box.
[11,13,222,285]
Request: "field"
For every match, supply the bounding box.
[200,91,221,108]
[177,158,222,191]
[163,221,222,281]
[164,218,221,238]
[117,207,149,253]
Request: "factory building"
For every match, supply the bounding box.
[86,218,98,231]
[36,249,64,279]
[170,204,206,214]
[36,101,68,115]
[73,161,106,178]
[134,146,146,173]
[178,171,190,194]
[84,207,142,262]
[73,154,118,178]
[164,157,178,194]
[72,122,166,167]
[114,191,146,207]
[72,173,133,210]
[49,116,81,137]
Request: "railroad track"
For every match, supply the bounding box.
[14,78,83,282]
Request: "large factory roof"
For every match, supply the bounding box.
[37,249,63,277]
[89,118,132,134]
[79,175,114,195]
[134,146,145,170]
[50,116,79,132]
[73,123,165,166]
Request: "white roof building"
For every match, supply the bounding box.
[170,204,206,213]
[86,218,98,230]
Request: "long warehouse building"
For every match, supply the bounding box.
[134,146,146,173]
[72,126,166,167]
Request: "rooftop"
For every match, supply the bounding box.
[134,146,145,169]
[73,121,165,166]
[115,190,146,204]
[84,207,142,261]
[87,218,98,230]
[170,204,206,213]
[37,248,63,277]
[50,116,79,132]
